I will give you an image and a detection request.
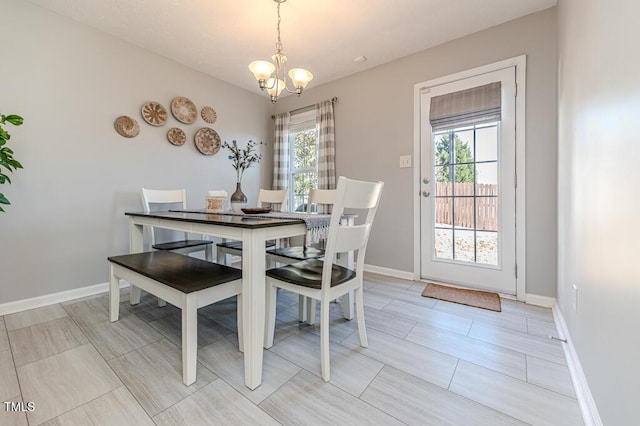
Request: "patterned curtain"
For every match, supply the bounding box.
[272,112,290,191]
[316,100,336,213]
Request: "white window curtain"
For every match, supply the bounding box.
[315,100,336,213]
[272,112,290,190]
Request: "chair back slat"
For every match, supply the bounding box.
[141,188,187,210]
[341,180,384,209]
[258,189,289,211]
[140,188,189,248]
[307,189,336,213]
[333,224,370,254]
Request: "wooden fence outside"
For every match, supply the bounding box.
[434,183,498,231]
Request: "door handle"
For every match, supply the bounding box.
[423,178,430,184]
[422,191,430,198]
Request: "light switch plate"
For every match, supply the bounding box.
[399,155,412,168]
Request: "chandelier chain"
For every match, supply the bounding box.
[276,0,283,52]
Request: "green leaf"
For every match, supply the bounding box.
[0,193,9,205]
[4,115,23,126]
[9,159,23,169]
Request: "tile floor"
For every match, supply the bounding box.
[0,273,584,425]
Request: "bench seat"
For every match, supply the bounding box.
[108,251,242,386]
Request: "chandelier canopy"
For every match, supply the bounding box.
[248,0,313,103]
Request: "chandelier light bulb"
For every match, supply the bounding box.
[288,68,313,91]
[265,78,286,100]
[248,61,276,83]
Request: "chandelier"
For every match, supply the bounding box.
[248,0,313,103]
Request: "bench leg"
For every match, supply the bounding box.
[182,293,198,386]
[109,265,120,322]
[130,285,142,305]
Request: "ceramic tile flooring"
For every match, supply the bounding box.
[0,273,584,425]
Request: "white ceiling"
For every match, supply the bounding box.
[26,0,557,96]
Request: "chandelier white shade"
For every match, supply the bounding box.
[248,0,313,103]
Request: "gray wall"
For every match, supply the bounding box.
[557,0,640,423]
[274,8,558,297]
[0,0,271,305]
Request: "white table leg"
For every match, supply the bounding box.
[242,228,266,390]
[129,219,143,305]
[109,265,120,322]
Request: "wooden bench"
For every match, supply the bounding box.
[107,251,242,386]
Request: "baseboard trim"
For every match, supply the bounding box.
[363,264,415,281]
[4,265,412,316]
[0,281,129,316]
[552,303,603,426]
[525,293,556,308]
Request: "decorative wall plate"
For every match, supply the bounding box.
[194,127,221,155]
[141,101,167,126]
[167,127,186,146]
[201,106,217,124]
[114,116,140,138]
[171,96,197,124]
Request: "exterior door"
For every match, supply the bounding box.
[420,67,517,294]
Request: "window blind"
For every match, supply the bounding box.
[429,82,501,130]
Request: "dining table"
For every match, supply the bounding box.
[124,209,351,390]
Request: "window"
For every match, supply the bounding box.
[288,110,318,211]
[432,122,499,265]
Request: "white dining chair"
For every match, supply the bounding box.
[267,188,337,323]
[141,188,213,260]
[216,188,289,266]
[264,176,384,382]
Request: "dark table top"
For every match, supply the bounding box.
[125,210,305,229]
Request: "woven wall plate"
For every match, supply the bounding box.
[201,106,217,124]
[141,101,168,126]
[167,127,186,146]
[194,127,221,155]
[171,96,197,124]
[114,116,140,138]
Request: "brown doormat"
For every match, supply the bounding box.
[422,283,501,312]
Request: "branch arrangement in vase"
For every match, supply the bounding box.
[222,140,263,212]
[222,139,263,183]
[0,114,24,213]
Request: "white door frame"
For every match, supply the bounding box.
[412,55,527,301]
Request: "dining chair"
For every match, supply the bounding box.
[267,188,337,323]
[141,188,213,260]
[264,176,384,382]
[216,188,289,266]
